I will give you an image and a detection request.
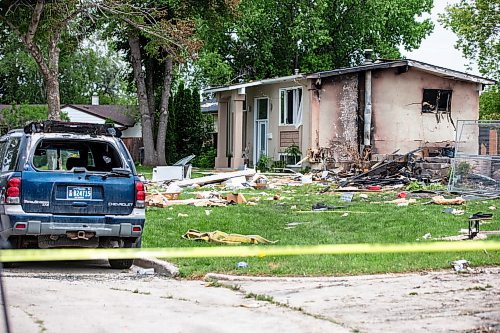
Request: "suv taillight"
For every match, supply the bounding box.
[6,177,21,204]
[135,181,145,208]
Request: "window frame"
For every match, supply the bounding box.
[422,89,453,114]
[279,87,303,125]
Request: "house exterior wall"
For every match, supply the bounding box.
[121,123,142,138]
[370,67,480,154]
[244,79,310,165]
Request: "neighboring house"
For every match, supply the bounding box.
[0,97,143,161]
[62,101,142,161]
[205,55,495,169]
[201,98,219,147]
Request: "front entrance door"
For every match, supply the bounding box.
[254,97,269,164]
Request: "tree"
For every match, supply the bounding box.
[440,0,499,81]
[440,0,499,119]
[0,1,99,119]
[196,0,434,85]
[1,105,69,133]
[108,0,236,166]
[167,82,213,163]
[0,32,130,105]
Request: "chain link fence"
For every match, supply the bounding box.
[449,120,500,195]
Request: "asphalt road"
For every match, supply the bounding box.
[1,261,499,333]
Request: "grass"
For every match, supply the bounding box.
[142,183,500,278]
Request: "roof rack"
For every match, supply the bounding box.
[24,121,122,137]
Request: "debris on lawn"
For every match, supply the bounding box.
[312,203,347,211]
[226,193,247,204]
[432,196,465,205]
[285,222,309,229]
[236,261,249,268]
[340,192,354,202]
[442,208,465,215]
[182,229,277,245]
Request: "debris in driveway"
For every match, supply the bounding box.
[182,229,278,244]
[442,208,465,215]
[137,268,155,275]
[432,196,465,205]
[451,259,470,272]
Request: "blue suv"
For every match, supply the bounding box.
[0,121,145,269]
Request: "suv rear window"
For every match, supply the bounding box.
[32,139,123,172]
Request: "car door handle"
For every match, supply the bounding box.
[72,202,88,207]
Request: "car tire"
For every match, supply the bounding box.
[108,239,138,270]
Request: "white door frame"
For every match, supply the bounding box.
[254,97,269,164]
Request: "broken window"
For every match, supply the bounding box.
[422,89,452,114]
[280,87,303,126]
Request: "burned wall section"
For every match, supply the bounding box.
[371,67,479,156]
[315,74,359,168]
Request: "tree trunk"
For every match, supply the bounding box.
[156,57,173,166]
[145,58,156,123]
[128,34,158,166]
[46,74,61,120]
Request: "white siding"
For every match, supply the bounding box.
[122,122,142,138]
[62,106,142,139]
[62,106,106,124]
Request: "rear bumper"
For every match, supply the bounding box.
[0,205,145,239]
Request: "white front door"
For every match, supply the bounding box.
[254,97,269,164]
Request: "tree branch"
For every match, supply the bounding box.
[25,0,44,45]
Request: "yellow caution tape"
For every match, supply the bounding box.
[0,241,498,262]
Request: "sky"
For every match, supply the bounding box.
[401,0,481,76]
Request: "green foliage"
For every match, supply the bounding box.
[196,0,433,85]
[256,154,273,172]
[0,32,131,105]
[440,0,499,80]
[284,144,301,159]
[193,147,217,168]
[479,84,500,119]
[0,105,69,132]
[166,82,214,164]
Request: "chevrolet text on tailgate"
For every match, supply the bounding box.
[0,121,145,269]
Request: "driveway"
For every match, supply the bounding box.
[1,262,499,333]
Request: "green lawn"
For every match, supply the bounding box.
[143,184,500,278]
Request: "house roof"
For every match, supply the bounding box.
[201,99,218,113]
[307,59,496,85]
[203,59,495,93]
[203,74,304,94]
[63,104,136,127]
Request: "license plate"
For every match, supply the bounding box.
[67,186,92,200]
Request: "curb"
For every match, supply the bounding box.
[133,257,179,277]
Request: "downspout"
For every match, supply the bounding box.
[363,49,373,149]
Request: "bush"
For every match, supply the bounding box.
[192,147,216,168]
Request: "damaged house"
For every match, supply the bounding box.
[205,54,495,170]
